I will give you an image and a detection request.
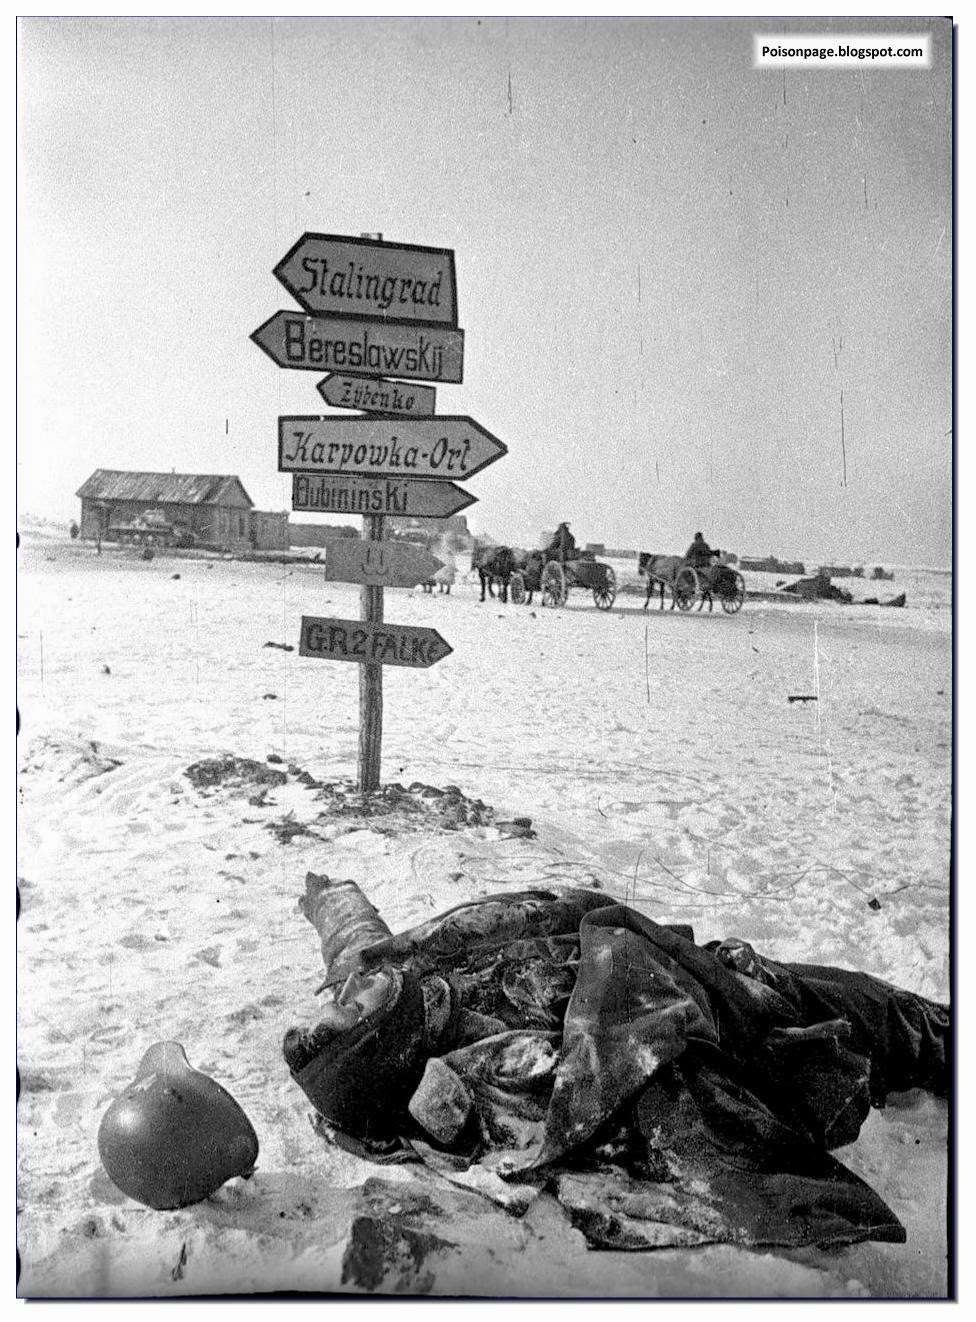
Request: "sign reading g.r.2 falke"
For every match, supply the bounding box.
[299,617,452,669]
[274,233,458,326]
[278,415,506,481]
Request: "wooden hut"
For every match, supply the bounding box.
[76,470,256,551]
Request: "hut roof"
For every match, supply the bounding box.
[76,470,254,508]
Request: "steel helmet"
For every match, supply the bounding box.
[97,1041,259,1210]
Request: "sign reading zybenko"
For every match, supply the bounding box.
[274,233,458,326]
[299,617,452,669]
[318,374,436,418]
[292,474,477,519]
[279,416,506,481]
[251,312,463,384]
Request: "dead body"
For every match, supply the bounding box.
[284,878,948,1252]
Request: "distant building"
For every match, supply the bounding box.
[739,556,805,575]
[76,470,286,551]
[386,514,473,550]
[251,510,289,551]
[288,523,359,548]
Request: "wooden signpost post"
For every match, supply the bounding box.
[253,231,506,791]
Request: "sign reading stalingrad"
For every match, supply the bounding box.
[274,233,458,326]
[317,374,436,418]
[292,474,477,519]
[299,617,452,669]
[251,312,464,384]
[278,415,506,480]
[323,539,443,589]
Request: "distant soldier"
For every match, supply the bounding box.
[685,531,717,568]
[69,520,79,541]
[545,522,577,564]
[434,556,456,595]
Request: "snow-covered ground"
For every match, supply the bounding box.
[16,534,951,1298]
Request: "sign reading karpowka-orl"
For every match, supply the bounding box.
[274,233,458,326]
[317,374,436,418]
[299,617,452,669]
[278,416,506,481]
[323,539,443,589]
[251,312,464,384]
[292,474,477,519]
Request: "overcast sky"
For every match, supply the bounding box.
[18,15,951,564]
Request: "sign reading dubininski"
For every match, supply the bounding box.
[278,415,506,481]
[251,311,464,384]
[274,233,458,326]
[292,474,477,519]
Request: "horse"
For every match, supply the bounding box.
[472,545,517,603]
[638,553,680,610]
[638,552,715,612]
[509,549,546,605]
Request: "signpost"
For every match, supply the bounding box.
[317,374,437,417]
[250,311,464,383]
[299,617,452,669]
[291,474,477,520]
[253,228,506,792]
[322,539,443,589]
[274,233,458,325]
[278,415,507,481]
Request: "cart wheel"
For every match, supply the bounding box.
[541,560,567,607]
[720,570,746,613]
[593,566,617,610]
[510,572,526,605]
[673,567,698,611]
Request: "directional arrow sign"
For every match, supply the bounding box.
[251,312,464,384]
[274,233,458,326]
[279,416,506,481]
[292,474,477,519]
[323,539,443,588]
[317,374,436,418]
[299,617,452,669]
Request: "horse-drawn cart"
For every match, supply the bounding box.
[510,552,618,610]
[638,553,746,614]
